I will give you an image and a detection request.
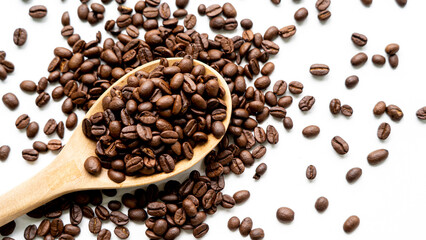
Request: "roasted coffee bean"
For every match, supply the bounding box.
[351,33,368,46]
[47,139,62,151]
[0,221,16,236]
[316,0,331,11]
[302,125,320,138]
[61,26,74,37]
[367,149,388,165]
[341,104,353,117]
[266,125,278,144]
[24,224,37,240]
[346,167,362,183]
[98,229,111,240]
[61,11,70,26]
[15,114,30,129]
[373,101,386,115]
[250,228,264,240]
[329,98,341,114]
[224,18,238,31]
[37,219,50,236]
[294,7,308,21]
[270,106,286,118]
[176,0,189,8]
[416,107,426,120]
[2,93,19,110]
[26,122,39,138]
[385,43,399,55]
[228,216,240,230]
[114,226,129,239]
[128,208,147,221]
[253,163,267,180]
[108,170,126,183]
[206,4,222,17]
[13,28,27,46]
[299,96,315,111]
[209,16,225,30]
[108,201,121,211]
[20,80,37,92]
[331,136,349,155]
[389,54,399,68]
[361,0,372,5]
[184,14,197,29]
[351,52,368,66]
[283,117,293,130]
[318,10,331,20]
[377,122,391,140]
[315,197,329,212]
[239,217,253,236]
[89,217,102,234]
[22,149,39,161]
[254,127,266,143]
[35,92,50,107]
[0,145,10,160]
[57,121,65,138]
[345,75,359,88]
[193,223,209,238]
[276,207,294,222]
[44,119,57,135]
[396,0,407,6]
[29,5,47,19]
[240,19,253,29]
[64,224,80,236]
[310,64,329,76]
[386,104,403,120]
[110,211,130,225]
[372,54,386,65]
[279,25,296,38]
[264,26,279,40]
[197,4,206,15]
[223,2,237,18]
[306,165,317,180]
[233,190,250,204]
[252,145,266,159]
[33,141,47,153]
[343,216,360,233]
[278,96,293,108]
[50,218,64,237]
[66,113,78,129]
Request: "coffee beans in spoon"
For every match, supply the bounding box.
[83,57,228,183]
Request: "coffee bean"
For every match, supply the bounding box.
[299,96,315,111]
[173,9,187,18]
[16,114,30,129]
[128,208,147,221]
[233,190,250,204]
[33,141,47,152]
[276,207,294,222]
[184,14,197,29]
[279,25,296,38]
[64,224,80,236]
[36,219,50,236]
[197,4,206,15]
[372,54,386,65]
[239,217,253,236]
[361,0,372,5]
[44,119,57,135]
[0,221,16,236]
[316,0,331,11]
[310,64,329,76]
[278,96,293,108]
[20,80,37,92]
[210,16,225,30]
[318,10,331,20]
[341,104,353,117]
[294,7,308,21]
[386,104,403,121]
[206,4,222,17]
[271,0,281,4]
[377,122,391,140]
[223,2,237,18]
[351,33,368,46]
[35,92,50,107]
[22,149,39,161]
[264,26,279,41]
[66,113,78,129]
[2,93,19,110]
[193,223,209,238]
[266,125,278,144]
[331,136,349,155]
[47,139,62,151]
[26,122,39,138]
[373,101,386,115]
[250,228,265,240]
[13,28,27,46]
[302,125,320,138]
[61,26,74,37]
[351,52,368,66]
[97,229,111,240]
[253,163,267,180]
[283,117,293,130]
[416,106,426,120]
[396,0,407,6]
[389,54,399,68]
[24,224,37,240]
[240,19,253,29]
[343,215,360,233]
[346,167,362,183]
[289,81,303,94]
[89,217,102,234]
[61,11,70,26]
[329,98,341,114]
[315,197,329,212]
[228,216,240,230]
[385,43,399,55]
[367,149,389,165]
[114,226,129,239]
[29,5,47,19]
[345,75,359,88]
[306,165,317,180]
[57,121,65,138]
[0,145,10,160]
[85,156,102,175]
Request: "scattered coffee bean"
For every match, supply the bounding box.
[47,139,62,151]
[373,101,386,115]
[114,226,129,239]
[386,104,403,121]
[84,156,102,175]
[26,122,39,138]
[240,19,253,29]
[16,114,30,129]
[396,0,407,6]
[306,165,317,180]
[0,145,10,160]
[33,141,48,152]
[372,54,386,65]
[315,197,329,212]
[294,7,308,21]
[302,125,320,138]
[276,207,294,222]
[13,28,27,46]
[278,96,293,108]
[253,163,267,180]
[193,223,209,238]
[343,215,360,233]
[316,0,331,11]
[250,228,265,240]
[89,217,102,234]
[206,4,222,17]
[233,190,250,204]
[351,33,368,46]
[24,224,37,240]
[351,52,368,66]
[44,119,57,135]
[20,80,37,92]
[61,11,70,26]
[331,136,349,155]
[329,98,341,114]
[2,93,19,110]
[66,113,78,129]
[341,104,353,117]
[416,107,426,120]
[279,25,296,38]
[385,43,399,55]
[346,167,362,183]
[361,0,373,5]
[239,217,253,236]
[367,149,389,165]
[283,117,293,130]
[299,96,315,111]
[57,121,65,138]
[318,10,331,20]
[29,5,47,19]
[377,122,391,140]
[345,75,359,88]
[223,2,237,18]
[288,81,303,94]
[22,149,39,161]
[389,54,399,68]
[197,4,206,15]
[310,64,329,76]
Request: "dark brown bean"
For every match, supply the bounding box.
[315,197,329,212]
[276,207,294,222]
[346,167,362,183]
[343,216,360,233]
[377,122,391,140]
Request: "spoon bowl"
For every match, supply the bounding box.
[0,58,232,226]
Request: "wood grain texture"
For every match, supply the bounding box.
[0,58,232,226]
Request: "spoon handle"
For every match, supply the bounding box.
[0,155,81,227]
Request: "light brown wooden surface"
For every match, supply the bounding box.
[0,58,232,227]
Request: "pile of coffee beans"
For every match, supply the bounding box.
[82,57,228,183]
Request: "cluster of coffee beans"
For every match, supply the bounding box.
[78,2,106,25]
[82,57,228,182]
[0,51,14,80]
[197,3,237,31]
[227,215,264,240]
[316,0,331,21]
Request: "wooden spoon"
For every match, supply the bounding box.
[0,58,232,226]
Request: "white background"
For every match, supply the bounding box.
[0,0,424,239]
